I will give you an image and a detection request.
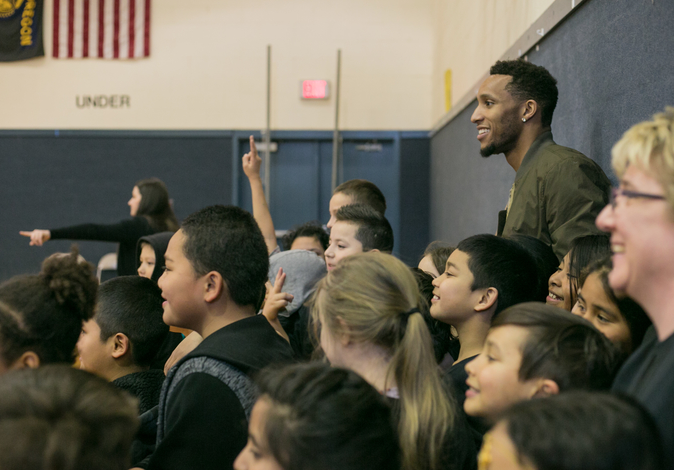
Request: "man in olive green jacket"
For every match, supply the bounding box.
[471,59,610,260]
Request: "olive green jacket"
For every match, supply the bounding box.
[497,131,611,260]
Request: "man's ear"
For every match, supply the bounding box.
[532,379,559,398]
[522,99,539,122]
[203,271,226,303]
[474,287,498,312]
[111,333,131,359]
[10,351,40,370]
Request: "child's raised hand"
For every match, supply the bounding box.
[242,135,262,180]
[262,268,294,323]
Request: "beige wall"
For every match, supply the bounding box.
[2,1,559,131]
[431,0,555,124]
[1,0,432,130]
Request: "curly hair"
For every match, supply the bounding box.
[490,59,559,127]
[0,246,98,366]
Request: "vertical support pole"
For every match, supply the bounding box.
[331,49,342,192]
[264,44,272,204]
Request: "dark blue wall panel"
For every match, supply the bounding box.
[0,131,232,281]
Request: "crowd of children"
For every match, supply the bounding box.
[2,63,674,470]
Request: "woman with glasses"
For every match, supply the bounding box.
[596,107,674,467]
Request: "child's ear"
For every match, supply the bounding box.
[203,271,226,303]
[10,351,40,370]
[368,249,380,253]
[336,316,352,346]
[532,379,560,398]
[111,333,131,359]
[474,287,498,312]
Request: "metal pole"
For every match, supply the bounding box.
[331,49,342,192]
[264,45,272,204]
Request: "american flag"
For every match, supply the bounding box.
[52,0,150,59]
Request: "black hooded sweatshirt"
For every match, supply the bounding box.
[136,231,175,283]
[142,315,294,470]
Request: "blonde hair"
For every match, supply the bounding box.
[311,252,455,470]
[612,106,674,215]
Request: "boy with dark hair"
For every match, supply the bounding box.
[324,204,394,271]
[430,234,538,411]
[472,59,610,259]
[281,221,329,258]
[0,365,139,470]
[464,303,620,423]
[77,275,168,414]
[327,179,387,228]
[137,205,294,470]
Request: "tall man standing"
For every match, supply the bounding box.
[471,59,610,259]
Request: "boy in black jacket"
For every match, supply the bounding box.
[136,205,294,470]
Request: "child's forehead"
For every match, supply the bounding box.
[487,325,531,351]
[446,249,470,269]
[331,221,359,238]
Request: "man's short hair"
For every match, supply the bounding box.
[96,276,168,368]
[282,222,329,251]
[456,234,538,316]
[0,365,139,470]
[612,107,674,217]
[490,59,559,128]
[334,179,387,215]
[493,302,620,391]
[181,205,269,309]
[335,204,394,253]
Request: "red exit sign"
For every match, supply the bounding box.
[301,80,329,99]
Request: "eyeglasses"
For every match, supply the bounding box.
[609,187,665,208]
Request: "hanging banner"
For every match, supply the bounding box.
[0,0,44,62]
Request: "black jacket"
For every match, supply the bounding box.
[144,315,294,470]
[50,217,158,276]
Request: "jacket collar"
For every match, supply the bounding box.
[514,131,554,182]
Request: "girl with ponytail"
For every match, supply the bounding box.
[311,252,476,470]
[0,247,98,372]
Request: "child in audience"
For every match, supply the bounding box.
[137,231,174,281]
[546,234,610,311]
[419,241,455,278]
[136,231,190,364]
[430,234,538,406]
[77,276,168,414]
[481,391,665,470]
[412,267,458,366]
[234,362,400,470]
[0,365,140,470]
[0,247,97,372]
[324,203,394,271]
[327,178,387,228]
[135,205,294,470]
[281,221,329,257]
[507,234,558,302]
[263,250,327,359]
[464,302,619,425]
[572,259,651,355]
[242,136,385,251]
[311,252,477,470]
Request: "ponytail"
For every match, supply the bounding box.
[392,311,454,470]
[312,252,457,470]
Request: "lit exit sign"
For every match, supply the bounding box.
[301,80,329,99]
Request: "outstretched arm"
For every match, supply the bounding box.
[19,229,51,246]
[242,135,278,254]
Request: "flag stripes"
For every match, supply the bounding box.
[53,0,149,59]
